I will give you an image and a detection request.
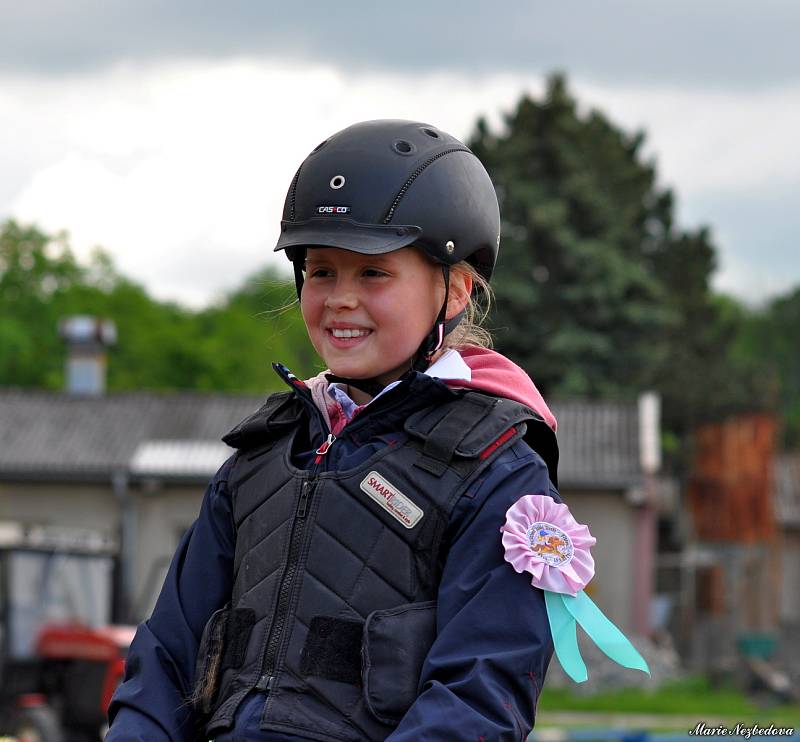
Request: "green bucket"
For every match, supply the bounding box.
[736,632,777,659]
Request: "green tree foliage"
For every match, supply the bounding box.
[0,219,310,393]
[643,227,769,436]
[0,221,84,388]
[732,288,800,447]
[469,74,759,437]
[192,269,315,391]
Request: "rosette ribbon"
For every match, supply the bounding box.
[501,494,649,683]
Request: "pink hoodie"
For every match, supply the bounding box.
[306,347,556,436]
[445,347,557,433]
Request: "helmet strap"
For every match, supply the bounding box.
[323,373,393,399]
[412,264,456,373]
[292,256,305,300]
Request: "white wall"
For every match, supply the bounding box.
[0,482,118,537]
[561,490,637,633]
[131,484,206,618]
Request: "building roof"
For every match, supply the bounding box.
[0,389,645,489]
[0,389,262,481]
[550,399,642,490]
[130,440,233,478]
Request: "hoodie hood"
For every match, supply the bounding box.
[302,347,556,437]
[443,347,557,433]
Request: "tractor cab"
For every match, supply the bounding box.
[0,522,134,742]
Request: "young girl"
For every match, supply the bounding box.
[107,119,564,741]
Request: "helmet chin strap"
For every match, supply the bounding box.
[411,264,459,373]
[323,264,462,399]
[292,253,306,299]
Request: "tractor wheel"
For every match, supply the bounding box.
[13,705,64,742]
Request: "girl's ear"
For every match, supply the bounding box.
[446,270,473,320]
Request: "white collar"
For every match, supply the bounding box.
[426,347,472,382]
[327,348,471,415]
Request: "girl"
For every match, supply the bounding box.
[107,119,563,741]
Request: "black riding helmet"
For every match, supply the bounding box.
[274,119,501,395]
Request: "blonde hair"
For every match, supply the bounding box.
[441,260,494,350]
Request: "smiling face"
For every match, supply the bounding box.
[300,246,447,394]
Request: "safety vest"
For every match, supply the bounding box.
[195,380,556,741]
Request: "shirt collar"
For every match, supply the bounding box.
[327,348,471,415]
[426,347,471,382]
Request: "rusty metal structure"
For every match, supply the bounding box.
[683,413,780,670]
[688,414,777,543]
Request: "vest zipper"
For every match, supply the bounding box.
[314,432,336,465]
[259,434,336,689]
[255,673,274,691]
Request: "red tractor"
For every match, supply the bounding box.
[0,524,135,742]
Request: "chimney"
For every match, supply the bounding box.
[638,391,661,475]
[59,316,117,395]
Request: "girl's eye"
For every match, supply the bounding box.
[363,268,387,277]
[309,268,332,278]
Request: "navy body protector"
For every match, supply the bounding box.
[194,379,557,742]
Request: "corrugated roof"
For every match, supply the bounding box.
[550,399,642,489]
[130,440,233,478]
[0,389,263,479]
[0,389,645,489]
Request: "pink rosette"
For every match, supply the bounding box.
[500,494,596,596]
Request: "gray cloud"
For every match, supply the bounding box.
[682,181,800,304]
[1,0,798,88]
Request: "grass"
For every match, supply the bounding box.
[537,677,800,727]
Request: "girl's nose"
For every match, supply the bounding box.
[324,281,359,311]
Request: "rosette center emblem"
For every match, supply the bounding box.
[526,521,574,567]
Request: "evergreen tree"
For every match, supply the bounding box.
[469,74,756,437]
[733,287,800,446]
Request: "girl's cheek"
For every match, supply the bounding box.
[300,288,321,319]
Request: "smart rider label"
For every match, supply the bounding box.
[359,471,424,529]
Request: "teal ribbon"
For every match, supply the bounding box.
[544,590,650,683]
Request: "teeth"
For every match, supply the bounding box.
[331,328,370,338]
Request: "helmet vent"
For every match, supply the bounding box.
[421,127,440,138]
[329,175,346,189]
[392,140,415,155]
[383,147,470,223]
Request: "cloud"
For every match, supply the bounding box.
[684,182,800,305]
[1,0,799,89]
[2,60,797,307]
[3,61,533,305]
[574,80,800,194]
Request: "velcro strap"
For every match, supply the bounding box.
[300,616,363,683]
[221,608,255,669]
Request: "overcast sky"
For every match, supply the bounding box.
[1,1,797,307]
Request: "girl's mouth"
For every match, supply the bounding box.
[325,328,373,348]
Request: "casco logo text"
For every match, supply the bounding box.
[317,206,351,214]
